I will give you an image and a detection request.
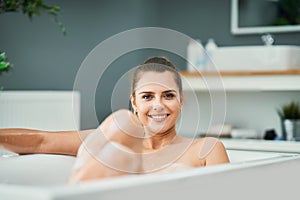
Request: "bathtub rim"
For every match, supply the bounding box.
[0,152,299,200]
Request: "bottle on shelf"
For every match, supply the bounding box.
[187,39,205,72]
[205,38,218,71]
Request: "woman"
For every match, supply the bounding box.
[0,57,229,183]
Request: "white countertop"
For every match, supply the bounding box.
[221,138,300,153]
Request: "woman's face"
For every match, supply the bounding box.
[131,71,183,135]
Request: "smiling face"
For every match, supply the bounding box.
[131,71,183,136]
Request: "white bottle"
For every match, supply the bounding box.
[187,39,205,72]
[205,38,218,71]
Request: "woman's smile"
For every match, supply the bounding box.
[131,71,182,135]
[148,114,170,122]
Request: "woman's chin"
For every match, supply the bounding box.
[144,122,169,136]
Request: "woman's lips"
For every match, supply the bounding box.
[148,114,169,122]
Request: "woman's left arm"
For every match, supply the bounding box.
[198,137,230,166]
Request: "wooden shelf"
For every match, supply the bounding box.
[180,69,300,77]
[180,70,300,91]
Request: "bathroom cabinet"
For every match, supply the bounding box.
[179,70,300,139]
[180,70,300,91]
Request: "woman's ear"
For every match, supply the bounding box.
[180,94,184,106]
[130,95,137,112]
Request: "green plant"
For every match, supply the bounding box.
[0,52,10,75]
[277,101,300,119]
[0,0,66,80]
[0,0,66,35]
[274,0,300,25]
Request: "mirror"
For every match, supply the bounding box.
[231,0,300,34]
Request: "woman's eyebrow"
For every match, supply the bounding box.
[162,90,177,93]
[138,90,177,95]
[138,91,153,95]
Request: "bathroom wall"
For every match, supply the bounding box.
[193,91,300,138]
[0,0,299,131]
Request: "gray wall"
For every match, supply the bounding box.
[0,0,300,130]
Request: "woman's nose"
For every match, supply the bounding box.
[152,99,164,112]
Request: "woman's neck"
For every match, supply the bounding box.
[143,126,177,150]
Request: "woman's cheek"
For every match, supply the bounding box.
[136,103,149,123]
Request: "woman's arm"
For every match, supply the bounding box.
[0,128,94,156]
[198,137,230,166]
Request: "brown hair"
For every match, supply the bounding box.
[130,56,182,97]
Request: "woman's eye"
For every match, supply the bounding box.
[164,93,175,99]
[142,95,152,100]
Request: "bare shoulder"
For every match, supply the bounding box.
[193,137,229,166]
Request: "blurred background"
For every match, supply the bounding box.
[0,0,300,133]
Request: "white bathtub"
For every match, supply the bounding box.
[0,149,300,200]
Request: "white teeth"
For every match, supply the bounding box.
[151,115,167,120]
